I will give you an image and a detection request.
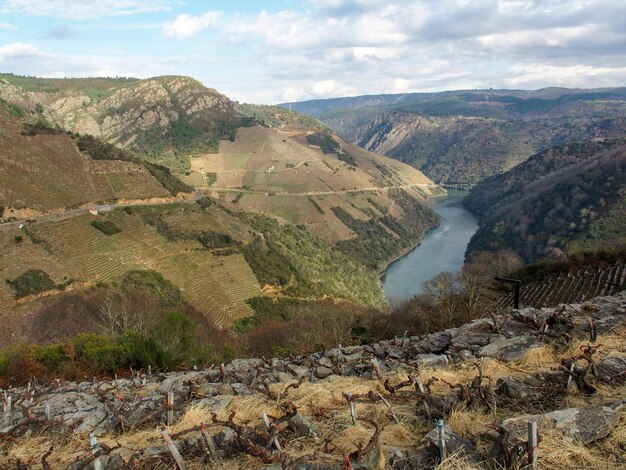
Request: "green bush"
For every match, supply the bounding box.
[143,162,192,195]
[6,269,56,298]
[121,270,182,307]
[31,343,69,372]
[90,220,121,235]
[197,231,236,249]
[73,333,127,372]
[196,196,214,209]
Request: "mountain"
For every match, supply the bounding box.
[282,88,626,187]
[464,138,626,262]
[0,75,443,338]
[0,74,241,172]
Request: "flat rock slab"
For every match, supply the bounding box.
[478,335,543,362]
[502,406,621,445]
[426,424,480,462]
[596,356,626,384]
[410,354,449,370]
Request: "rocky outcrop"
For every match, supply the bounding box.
[501,406,621,445]
[0,76,239,154]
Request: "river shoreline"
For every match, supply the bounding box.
[377,218,441,278]
[381,191,478,302]
[376,192,449,277]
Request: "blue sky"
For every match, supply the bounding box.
[0,1,625,103]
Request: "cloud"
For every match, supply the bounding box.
[214,0,626,102]
[0,42,211,79]
[2,0,625,104]
[0,22,17,30]
[44,24,78,40]
[162,11,223,40]
[2,0,172,20]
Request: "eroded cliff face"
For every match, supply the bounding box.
[350,112,530,186]
[0,76,239,153]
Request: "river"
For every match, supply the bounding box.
[381,190,478,304]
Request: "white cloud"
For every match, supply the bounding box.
[211,0,626,102]
[502,63,626,89]
[0,22,17,30]
[162,11,223,40]
[0,42,210,79]
[2,0,626,103]
[3,0,172,20]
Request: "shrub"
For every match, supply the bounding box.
[143,162,192,196]
[6,269,56,298]
[121,270,182,307]
[90,220,121,235]
[150,312,204,368]
[197,231,236,249]
[196,196,214,209]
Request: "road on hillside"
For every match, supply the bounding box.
[214,182,434,196]
[0,183,434,231]
[0,192,201,232]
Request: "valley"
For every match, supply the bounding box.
[2,2,626,468]
[1,74,626,470]
[284,89,626,187]
[0,75,444,347]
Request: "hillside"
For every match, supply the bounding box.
[465,139,626,262]
[0,74,240,170]
[0,111,172,217]
[1,292,625,469]
[0,75,445,339]
[283,88,626,186]
[182,124,442,264]
[494,257,626,310]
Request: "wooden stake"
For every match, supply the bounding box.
[200,422,219,462]
[414,377,431,419]
[3,394,11,413]
[161,430,187,470]
[527,421,538,470]
[343,392,357,424]
[566,363,575,390]
[262,413,282,451]
[436,419,447,461]
[167,392,175,426]
[89,434,102,470]
[371,358,382,380]
[377,392,400,424]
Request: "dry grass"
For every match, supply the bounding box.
[447,408,495,440]
[2,328,625,469]
[515,345,558,370]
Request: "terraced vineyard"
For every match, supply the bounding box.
[494,260,626,309]
[0,211,261,328]
[187,125,440,245]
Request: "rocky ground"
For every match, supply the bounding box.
[1,293,626,469]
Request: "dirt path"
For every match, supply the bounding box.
[208,158,322,173]
[214,182,433,196]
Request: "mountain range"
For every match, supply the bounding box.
[282,88,626,187]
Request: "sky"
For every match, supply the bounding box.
[0,0,625,104]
